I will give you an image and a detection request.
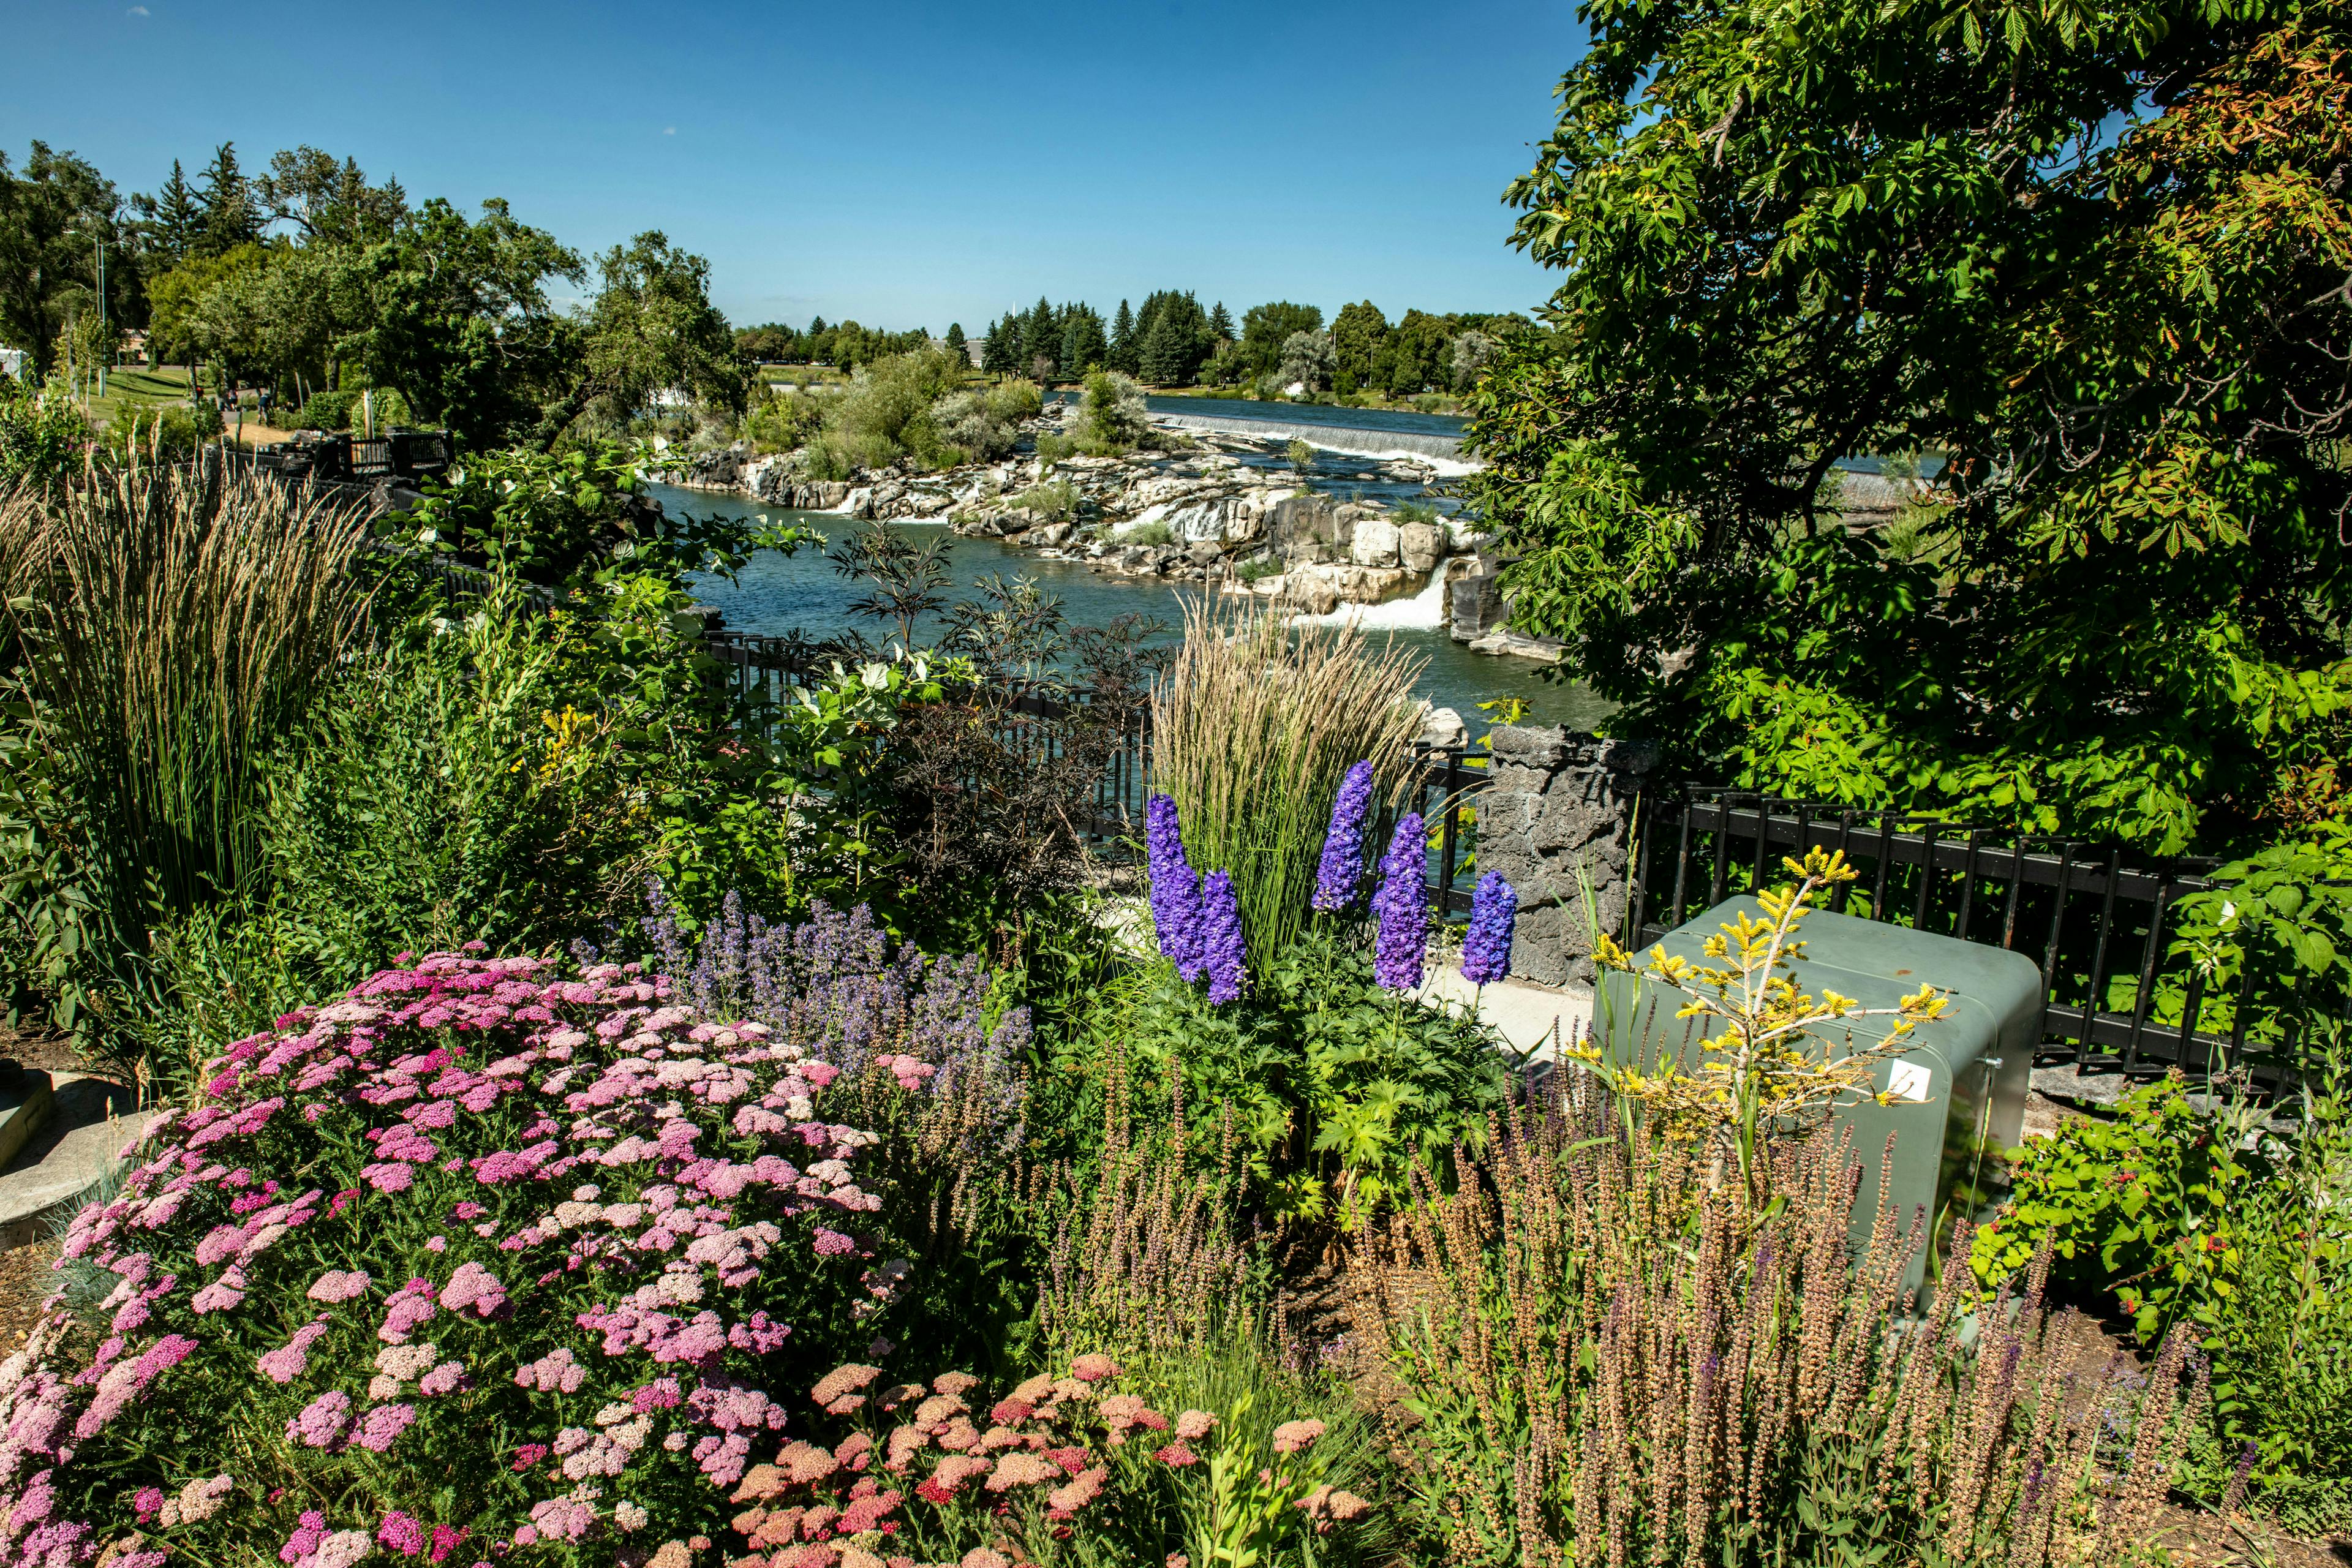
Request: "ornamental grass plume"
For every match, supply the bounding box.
[1311,761,1377,913]
[1147,794,1207,979]
[1371,814,1428,992]
[1350,1069,2209,1568]
[1458,873,1517,986]
[1151,600,1423,987]
[1198,871,1246,1005]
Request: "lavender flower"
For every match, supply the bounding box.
[1460,873,1518,986]
[1198,871,1245,1005]
[1312,761,1376,913]
[1373,813,1429,993]
[1146,794,1206,981]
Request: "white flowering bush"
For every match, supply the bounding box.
[0,943,1025,1568]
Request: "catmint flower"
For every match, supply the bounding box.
[1146,794,1205,979]
[1460,872,1518,986]
[1198,871,1245,1005]
[1372,814,1428,993]
[1312,761,1376,912]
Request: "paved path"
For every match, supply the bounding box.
[0,1076,158,1251]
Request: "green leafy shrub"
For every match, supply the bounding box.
[1080,371,1150,451]
[1005,481,1077,523]
[1070,930,1507,1226]
[287,389,359,431]
[0,372,89,493]
[1974,1063,2352,1532]
[1116,521,1174,548]
[737,386,824,455]
[103,401,222,457]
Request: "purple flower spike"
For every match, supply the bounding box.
[1147,794,1206,979]
[1313,761,1376,913]
[1199,870,1246,1005]
[1460,872,1518,985]
[1373,813,1428,993]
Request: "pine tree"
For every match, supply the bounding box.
[195,141,259,257]
[1110,299,1137,374]
[1020,296,1057,379]
[1208,301,1234,341]
[1060,306,1108,377]
[132,160,203,266]
[944,321,966,358]
[982,315,1017,377]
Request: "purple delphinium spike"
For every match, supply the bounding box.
[1147,794,1206,979]
[1460,872,1518,986]
[1373,813,1428,992]
[1199,870,1246,1005]
[1312,760,1376,913]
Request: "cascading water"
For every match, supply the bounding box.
[1287,563,1456,631]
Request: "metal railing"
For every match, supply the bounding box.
[1628,788,2334,1087]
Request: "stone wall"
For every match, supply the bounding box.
[1471,726,1659,987]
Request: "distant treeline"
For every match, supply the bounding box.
[734,295,1526,394]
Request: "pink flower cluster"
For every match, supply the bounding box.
[0,944,931,1568]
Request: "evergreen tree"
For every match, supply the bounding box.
[1060,305,1107,377]
[807,315,828,337]
[1110,298,1137,374]
[1137,293,1211,386]
[132,159,202,267]
[1208,300,1234,341]
[944,321,966,361]
[1020,296,1057,378]
[981,315,1016,376]
[195,142,259,257]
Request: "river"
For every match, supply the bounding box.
[663,481,1611,733]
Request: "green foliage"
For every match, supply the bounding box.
[1118,520,1175,548]
[1286,437,1314,472]
[738,384,825,454]
[1008,480,1078,522]
[1081,370,1150,450]
[394,439,805,597]
[0,369,88,492]
[0,141,129,385]
[803,347,971,475]
[532,229,746,448]
[101,399,219,458]
[1058,931,1510,1227]
[2171,832,2352,1055]
[1466,0,2352,859]
[1976,1065,2352,1531]
[930,377,1040,464]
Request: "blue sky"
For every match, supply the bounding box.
[2,1,1586,333]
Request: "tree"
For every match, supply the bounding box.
[195,142,260,257]
[1019,297,1057,380]
[0,142,123,381]
[1060,304,1107,377]
[132,160,203,269]
[1330,300,1390,394]
[339,197,581,447]
[537,230,745,447]
[1380,309,1454,396]
[943,321,967,362]
[1466,0,2352,857]
[145,243,266,392]
[1110,298,1137,375]
[1277,330,1335,394]
[1238,301,1322,380]
[252,146,407,245]
[1136,290,1211,385]
[1208,300,1234,342]
[981,315,1017,377]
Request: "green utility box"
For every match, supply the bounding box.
[1597,898,2038,1291]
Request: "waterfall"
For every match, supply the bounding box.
[1288,565,1454,631]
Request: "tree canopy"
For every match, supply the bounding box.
[1465,0,2352,856]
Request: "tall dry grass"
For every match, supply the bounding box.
[1148,597,1426,982]
[1352,1069,2208,1567]
[1,450,374,1024]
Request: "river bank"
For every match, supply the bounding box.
[661,481,1613,734]
[673,395,1553,660]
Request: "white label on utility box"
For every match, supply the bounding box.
[1886,1061,1932,1103]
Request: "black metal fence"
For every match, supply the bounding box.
[1627,788,2334,1087]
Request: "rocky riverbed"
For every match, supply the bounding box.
[672,402,1555,654]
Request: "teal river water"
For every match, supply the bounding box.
[662,482,1611,732]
